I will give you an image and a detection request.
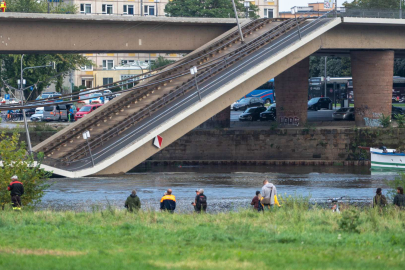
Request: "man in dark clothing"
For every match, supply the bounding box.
[192,190,199,211]
[373,188,387,208]
[7,175,24,210]
[195,189,207,213]
[160,189,176,213]
[393,187,405,208]
[125,190,141,212]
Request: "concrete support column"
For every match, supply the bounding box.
[275,57,309,126]
[351,51,394,127]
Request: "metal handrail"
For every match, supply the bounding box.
[39,11,336,169]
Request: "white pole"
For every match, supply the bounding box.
[20,54,33,154]
[231,0,244,43]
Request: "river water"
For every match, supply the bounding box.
[41,165,399,212]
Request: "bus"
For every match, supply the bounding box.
[309,77,351,103]
[243,79,275,104]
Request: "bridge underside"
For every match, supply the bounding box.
[28,17,405,177]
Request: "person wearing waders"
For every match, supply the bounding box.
[7,175,24,210]
[125,190,141,212]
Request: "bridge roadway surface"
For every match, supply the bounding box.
[56,18,333,172]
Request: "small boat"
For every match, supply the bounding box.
[368,147,405,170]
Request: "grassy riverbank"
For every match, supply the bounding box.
[0,204,404,270]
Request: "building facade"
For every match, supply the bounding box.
[279,2,335,18]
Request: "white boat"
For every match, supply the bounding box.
[370,147,405,170]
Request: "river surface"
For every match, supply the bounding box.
[41,165,399,212]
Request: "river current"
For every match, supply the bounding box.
[41,165,398,212]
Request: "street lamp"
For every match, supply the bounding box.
[231,0,244,43]
[82,130,95,167]
[291,6,302,39]
[244,1,250,18]
[190,66,201,101]
[19,55,55,154]
[400,0,403,19]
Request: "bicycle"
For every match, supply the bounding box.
[328,197,345,213]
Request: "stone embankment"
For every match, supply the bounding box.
[10,127,405,167]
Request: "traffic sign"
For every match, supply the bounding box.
[153,135,163,148]
[5,94,10,100]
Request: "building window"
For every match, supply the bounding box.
[144,5,156,16]
[80,4,92,14]
[81,65,93,71]
[121,60,135,65]
[81,79,93,88]
[264,9,274,18]
[123,5,134,15]
[102,60,114,70]
[102,4,114,15]
[103,78,114,85]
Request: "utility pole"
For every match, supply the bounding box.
[231,0,244,43]
[401,0,403,19]
[141,0,143,16]
[335,0,338,17]
[324,56,327,98]
[20,54,32,154]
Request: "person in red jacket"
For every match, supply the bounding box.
[7,175,24,210]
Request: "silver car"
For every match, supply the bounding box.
[333,107,355,121]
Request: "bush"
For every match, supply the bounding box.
[395,113,405,128]
[339,208,361,233]
[379,113,391,128]
[385,172,405,200]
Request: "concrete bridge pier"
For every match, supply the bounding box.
[351,51,394,127]
[275,57,309,127]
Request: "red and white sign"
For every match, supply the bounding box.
[153,135,163,148]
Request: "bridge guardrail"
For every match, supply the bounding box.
[341,8,403,19]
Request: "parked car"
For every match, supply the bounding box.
[260,104,276,121]
[333,107,355,121]
[30,108,44,122]
[24,108,36,117]
[239,106,267,121]
[1,98,21,104]
[308,97,332,111]
[392,105,405,119]
[232,97,264,111]
[36,92,62,102]
[74,104,103,121]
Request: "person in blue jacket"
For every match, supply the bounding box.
[160,189,176,213]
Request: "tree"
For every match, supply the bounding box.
[343,0,403,9]
[309,56,351,78]
[0,133,51,210]
[165,0,259,19]
[0,1,92,99]
[151,56,176,70]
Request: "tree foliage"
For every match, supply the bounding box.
[309,56,351,78]
[165,0,259,19]
[0,133,51,210]
[343,0,403,9]
[5,0,76,13]
[151,56,176,70]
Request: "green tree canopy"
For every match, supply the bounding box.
[151,56,176,70]
[165,0,259,18]
[343,0,403,9]
[5,0,76,13]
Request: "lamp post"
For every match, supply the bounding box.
[190,66,201,101]
[231,0,244,43]
[401,0,403,19]
[19,56,55,154]
[291,6,302,39]
[244,1,250,18]
[83,130,95,167]
[324,56,328,98]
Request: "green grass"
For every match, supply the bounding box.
[0,202,405,270]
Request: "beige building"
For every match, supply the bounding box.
[68,0,279,89]
[279,2,335,18]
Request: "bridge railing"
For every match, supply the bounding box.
[38,11,337,171]
[341,8,403,19]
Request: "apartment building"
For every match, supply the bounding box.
[279,2,335,18]
[67,0,279,89]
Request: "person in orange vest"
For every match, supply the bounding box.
[7,175,24,210]
[0,1,6,12]
[160,189,176,213]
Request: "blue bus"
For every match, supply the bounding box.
[243,79,275,104]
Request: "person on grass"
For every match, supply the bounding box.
[125,190,141,212]
[393,187,405,208]
[195,189,207,213]
[7,175,24,210]
[251,191,263,211]
[261,180,277,211]
[160,189,176,213]
[373,188,387,208]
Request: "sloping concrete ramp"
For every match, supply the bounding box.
[36,14,343,177]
